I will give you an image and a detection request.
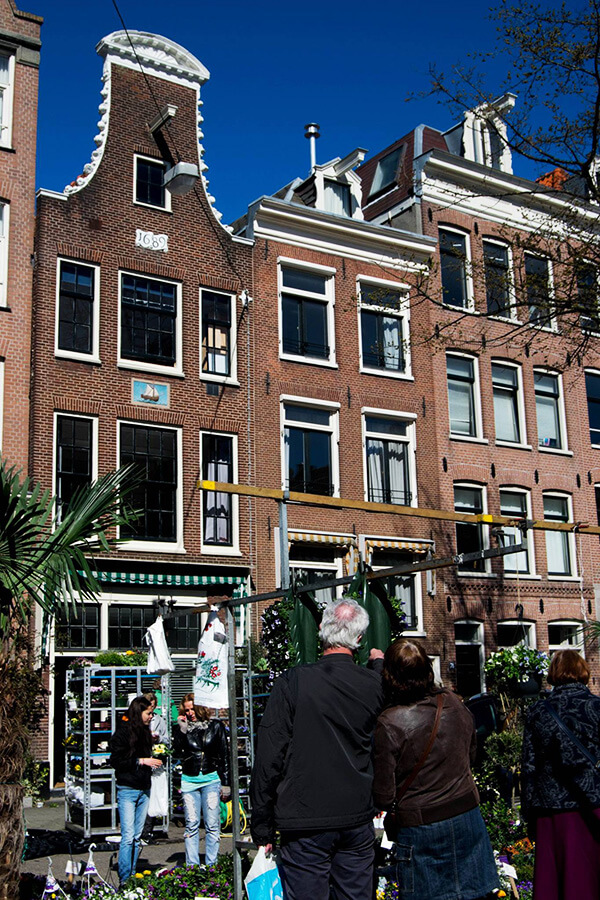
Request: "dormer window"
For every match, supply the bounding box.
[134,155,170,210]
[324,179,351,216]
[368,146,404,200]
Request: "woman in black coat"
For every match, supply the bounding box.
[109,696,162,886]
[521,649,600,900]
[173,693,229,867]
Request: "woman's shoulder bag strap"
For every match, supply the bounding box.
[542,699,600,769]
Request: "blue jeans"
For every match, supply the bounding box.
[117,786,150,885]
[182,780,221,866]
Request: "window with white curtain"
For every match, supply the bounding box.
[364,414,414,506]
[359,280,409,375]
[323,179,351,216]
[534,370,566,450]
[492,362,524,444]
[201,432,237,548]
[543,493,575,577]
[499,488,532,574]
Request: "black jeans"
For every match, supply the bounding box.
[279,822,375,900]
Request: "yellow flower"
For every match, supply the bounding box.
[126,650,134,655]
[143,870,151,875]
[135,872,143,878]
[498,892,507,898]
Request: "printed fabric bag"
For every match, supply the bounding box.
[244,846,283,900]
[145,615,175,675]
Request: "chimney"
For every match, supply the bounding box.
[304,122,320,170]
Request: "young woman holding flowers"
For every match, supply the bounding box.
[373,639,498,900]
[173,693,229,867]
[109,696,163,886]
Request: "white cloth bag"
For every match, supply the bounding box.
[145,615,175,675]
[194,609,229,709]
[147,767,169,817]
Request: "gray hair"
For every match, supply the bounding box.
[319,598,370,650]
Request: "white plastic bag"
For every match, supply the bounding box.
[145,616,175,675]
[147,767,168,817]
[194,610,228,709]
[244,846,283,900]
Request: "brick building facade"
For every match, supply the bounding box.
[0,0,41,470]
[32,31,253,780]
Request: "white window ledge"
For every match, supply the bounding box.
[537,447,573,457]
[359,367,414,381]
[496,441,532,451]
[279,353,339,369]
[450,435,489,445]
[117,362,185,379]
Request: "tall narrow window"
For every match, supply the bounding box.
[135,156,167,208]
[281,266,332,361]
[364,415,413,505]
[454,484,486,572]
[447,355,479,437]
[56,415,93,517]
[492,363,522,444]
[525,254,552,326]
[0,204,7,307]
[0,53,14,147]
[120,423,178,542]
[202,433,234,546]
[440,229,469,308]
[483,241,511,316]
[577,262,599,332]
[454,621,484,697]
[57,261,96,356]
[201,290,233,377]
[120,274,177,368]
[534,371,564,450]
[544,494,573,576]
[585,371,600,445]
[359,281,407,374]
[283,403,337,496]
[499,489,530,574]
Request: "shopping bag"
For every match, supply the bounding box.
[194,610,228,708]
[147,767,169,817]
[145,616,175,675]
[244,846,283,900]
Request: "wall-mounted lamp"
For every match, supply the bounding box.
[164,161,199,196]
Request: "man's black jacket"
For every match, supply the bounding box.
[250,653,384,844]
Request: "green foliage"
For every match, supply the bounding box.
[88,856,236,899]
[22,755,48,803]
[479,796,526,853]
[93,650,147,667]
[484,645,548,696]
[260,593,298,676]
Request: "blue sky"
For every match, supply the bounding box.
[34,0,522,224]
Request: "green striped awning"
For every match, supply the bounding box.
[83,570,247,588]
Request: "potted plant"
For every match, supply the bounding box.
[22,756,49,808]
[484,645,549,699]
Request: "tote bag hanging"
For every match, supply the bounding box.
[145,615,175,675]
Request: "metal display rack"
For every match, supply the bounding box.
[64,665,171,837]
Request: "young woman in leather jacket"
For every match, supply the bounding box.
[373,639,498,900]
[173,693,230,867]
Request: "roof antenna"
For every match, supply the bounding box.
[304,122,320,170]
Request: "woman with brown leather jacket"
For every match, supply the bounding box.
[173,693,229,867]
[373,639,498,900]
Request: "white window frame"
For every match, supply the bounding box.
[524,252,556,330]
[534,368,569,454]
[133,153,171,212]
[496,619,536,648]
[0,202,8,308]
[454,619,486,693]
[585,368,600,447]
[54,257,101,363]
[454,482,491,575]
[289,554,344,605]
[492,360,528,447]
[117,270,183,377]
[548,619,585,655]
[362,533,426,636]
[0,52,15,149]
[200,429,240,556]
[278,257,337,368]
[576,260,600,333]
[361,408,417,508]
[52,412,98,508]
[280,395,340,497]
[499,487,537,577]
[483,238,516,320]
[439,226,474,311]
[446,352,485,442]
[199,287,238,385]
[357,275,412,379]
[116,420,184,553]
[543,491,577,580]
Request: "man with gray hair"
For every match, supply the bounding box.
[250,597,384,899]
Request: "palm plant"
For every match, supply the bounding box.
[0,461,139,897]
